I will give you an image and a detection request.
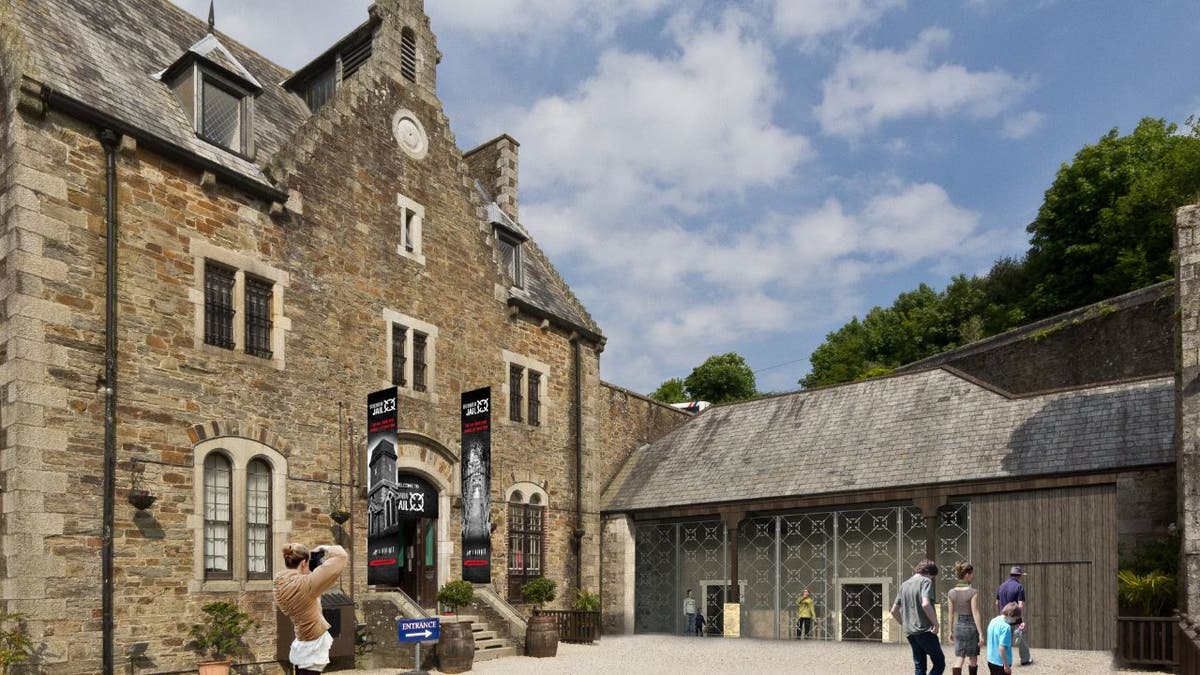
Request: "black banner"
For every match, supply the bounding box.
[460,387,492,582]
[367,387,400,586]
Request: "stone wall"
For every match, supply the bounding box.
[902,282,1173,395]
[1116,466,1176,558]
[0,1,612,672]
[1177,203,1200,614]
[596,382,690,496]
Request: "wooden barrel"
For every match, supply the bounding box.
[526,613,559,658]
[437,620,475,673]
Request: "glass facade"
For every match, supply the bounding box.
[633,502,970,641]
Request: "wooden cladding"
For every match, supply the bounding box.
[972,484,1117,651]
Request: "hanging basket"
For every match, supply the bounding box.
[128,489,157,511]
[329,509,351,525]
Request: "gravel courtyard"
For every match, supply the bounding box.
[353,634,1168,674]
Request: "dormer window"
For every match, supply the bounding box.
[201,77,245,150]
[497,230,523,288]
[160,33,261,157]
[283,20,378,113]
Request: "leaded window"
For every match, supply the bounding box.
[304,66,337,112]
[528,370,541,426]
[203,453,232,579]
[413,332,428,392]
[204,262,235,349]
[509,365,523,422]
[392,324,407,387]
[247,459,271,578]
[400,28,418,82]
[497,232,522,287]
[201,79,242,151]
[244,275,273,359]
[507,495,544,601]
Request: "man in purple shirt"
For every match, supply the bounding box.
[996,566,1031,665]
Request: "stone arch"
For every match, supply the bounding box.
[393,431,458,593]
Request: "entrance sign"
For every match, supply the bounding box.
[367,387,401,586]
[394,475,439,519]
[398,617,440,642]
[460,387,492,582]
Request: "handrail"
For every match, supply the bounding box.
[1116,615,1175,667]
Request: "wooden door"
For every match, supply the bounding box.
[1007,561,1091,650]
[841,583,883,641]
[399,519,418,600]
[417,518,438,607]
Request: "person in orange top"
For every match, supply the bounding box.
[273,543,348,674]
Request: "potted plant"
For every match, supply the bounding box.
[435,580,475,674]
[127,489,156,511]
[188,601,255,675]
[522,578,558,657]
[0,612,32,674]
[573,588,601,643]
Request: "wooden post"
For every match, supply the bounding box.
[912,494,947,561]
[722,510,745,603]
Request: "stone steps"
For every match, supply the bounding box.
[439,615,518,663]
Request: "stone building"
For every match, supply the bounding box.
[0,0,688,672]
[601,282,1178,651]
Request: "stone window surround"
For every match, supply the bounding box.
[396,193,426,265]
[384,309,439,404]
[190,238,292,370]
[504,481,548,506]
[501,350,550,428]
[188,437,291,593]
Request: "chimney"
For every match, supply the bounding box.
[464,134,520,222]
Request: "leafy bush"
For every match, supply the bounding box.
[189,602,255,661]
[1117,569,1177,616]
[437,580,475,617]
[573,588,600,612]
[521,578,557,608]
[1120,532,1180,576]
[0,612,32,674]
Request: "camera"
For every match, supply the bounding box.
[309,548,325,570]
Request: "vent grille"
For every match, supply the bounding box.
[400,28,417,82]
[341,36,373,79]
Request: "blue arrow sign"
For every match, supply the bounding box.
[397,617,440,643]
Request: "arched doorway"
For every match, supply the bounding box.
[367,456,441,606]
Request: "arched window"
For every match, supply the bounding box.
[506,485,546,601]
[400,28,417,82]
[203,453,232,579]
[246,459,272,578]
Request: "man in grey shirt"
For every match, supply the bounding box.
[891,559,943,675]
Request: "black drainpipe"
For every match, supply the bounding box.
[99,128,120,675]
[572,337,583,591]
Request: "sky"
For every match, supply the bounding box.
[179,0,1200,395]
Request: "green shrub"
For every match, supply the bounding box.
[573,588,600,612]
[0,612,32,674]
[521,578,557,608]
[1120,532,1180,576]
[437,580,475,617]
[189,602,255,661]
[1117,569,1176,616]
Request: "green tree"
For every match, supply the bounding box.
[1025,117,1200,318]
[802,117,1200,388]
[682,353,757,403]
[650,378,688,404]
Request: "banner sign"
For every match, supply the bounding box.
[460,387,492,582]
[394,475,439,519]
[367,387,400,586]
[397,617,440,643]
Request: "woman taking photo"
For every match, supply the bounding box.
[274,543,348,674]
[946,561,984,675]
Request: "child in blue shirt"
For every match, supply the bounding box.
[694,612,706,636]
[986,603,1022,674]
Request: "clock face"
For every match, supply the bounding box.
[392,109,429,159]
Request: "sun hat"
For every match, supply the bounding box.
[1009,565,1026,576]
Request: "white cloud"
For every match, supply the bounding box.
[427,0,671,39]
[815,27,1032,139]
[498,13,813,215]
[1001,110,1045,139]
[772,0,905,44]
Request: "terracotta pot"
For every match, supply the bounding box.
[437,619,475,673]
[197,659,231,675]
[526,613,559,658]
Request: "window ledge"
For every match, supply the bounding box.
[246,579,273,592]
[199,342,283,371]
[395,246,426,266]
[199,580,241,593]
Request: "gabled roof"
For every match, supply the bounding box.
[10,0,309,193]
[165,32,263,91]
[602,368,1173,513]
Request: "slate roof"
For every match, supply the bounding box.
[602,369,1174,512]
[9,0,308,192]
[9,0,601,339]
